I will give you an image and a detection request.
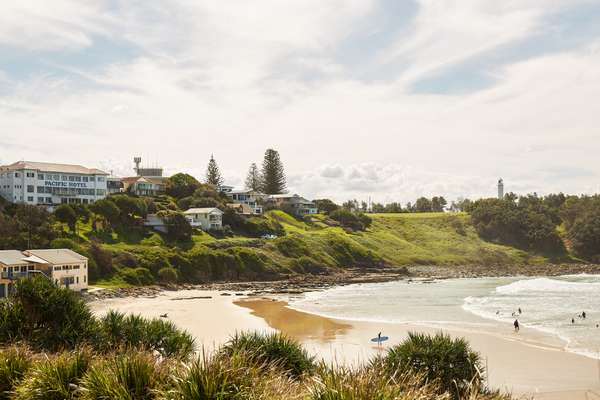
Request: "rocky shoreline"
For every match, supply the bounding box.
[84,263,600,301]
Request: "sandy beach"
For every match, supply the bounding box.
[90,288,600,400]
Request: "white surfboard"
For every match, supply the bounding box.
[370,336,389,343]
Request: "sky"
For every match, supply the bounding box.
[1,0,600,204]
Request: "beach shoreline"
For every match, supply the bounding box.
[89,281,600,400]
[86,263,600,301]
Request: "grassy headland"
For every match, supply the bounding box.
[86,210,556,288]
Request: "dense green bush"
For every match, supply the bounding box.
[469,197,563,254]
[382,332,483,398]
[0,301,25,343]
[13,276,98,350]
[79,351,165,400]
[221,332,314,378]
[119,267,155,286]
[274,235,311,258]
[0,347,32,399]
[98,311,195,359]
[13,350,91,400]
[158,267,179,284]
[329,209,372,231]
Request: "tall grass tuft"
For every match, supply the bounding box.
[220,331,314,377]
[99,311,195,359]
[13,349,91,400]
[0,346,33,400]
[79,351,167,400]
[164,350,303,400]
[308,361,447,400]
[382,332,483,399]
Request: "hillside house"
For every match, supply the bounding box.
[268,194,318,216]
[183,207,223,230]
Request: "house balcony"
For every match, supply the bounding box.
[1,270,50,280]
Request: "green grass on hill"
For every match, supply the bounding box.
[61,210,550,287]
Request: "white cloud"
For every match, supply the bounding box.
[0,1,599,203]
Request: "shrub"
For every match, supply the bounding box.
[382,332,483,398]
[12,276,98,350]
[158,267,179,284]
[98,311,195,359]
[141,233,165,247]
[329,209,371,231]
[79,351,166,400]
[221,332,314,378]
[274,235,311,258]
[308,363,438,400]
[13,350,91,400]
[118,267,155,286]
[0,347,32,400]
[0,301,25,343]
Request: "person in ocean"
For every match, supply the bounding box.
[571,318,575,324]
[518,307,522,314]
[582,311,586,319]
[514,319,519,332]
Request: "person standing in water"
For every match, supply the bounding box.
[518,307,522,314]
[514,319,519,332]
[582,311,586,319]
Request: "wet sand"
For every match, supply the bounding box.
[90,289,600,400]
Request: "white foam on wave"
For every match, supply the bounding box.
[495,277,600,294]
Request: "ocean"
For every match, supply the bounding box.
[288,275,600,359]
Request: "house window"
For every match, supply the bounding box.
[76,277,79,284]
[84,276,87,283]
[54,266,62,271]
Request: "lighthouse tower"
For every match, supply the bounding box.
[498,178,504,199]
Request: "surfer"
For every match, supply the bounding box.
[518,307,522,314]
[582,311,587,319]
[571,318,575,324]
[514,319,519,332]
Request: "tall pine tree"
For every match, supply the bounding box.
[205,155,223,187]
[261,149,286,194]
[245,163,262,191]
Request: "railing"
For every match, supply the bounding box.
[1,270,50,280]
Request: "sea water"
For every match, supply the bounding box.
[288,275,600,359]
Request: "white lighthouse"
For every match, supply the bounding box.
[498,178,504,199]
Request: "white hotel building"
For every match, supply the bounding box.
[0,161,109,207]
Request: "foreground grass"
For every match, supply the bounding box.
[0,332,512,400]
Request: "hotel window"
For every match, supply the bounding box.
[14,172,20,178]
[68,176,75,181]
[27,185,34,193]
[84,276,87,283]
[97,177,105,182]
[76,277,79,284]
[53,175,59,180]
[82,176,88,182]
[26,172,34,178]
[27,196,33,202]
[54,266,62,271]
[38,173,44,180]
[75,176,81,182]
[89,177,95,182]
[37,197,44,203]
[46,197,52,203]
[96,189,105,196]
[61,175,67,181]
[37,186,44,193]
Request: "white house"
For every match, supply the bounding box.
[183,208,223,231]
[0,161,108,208]
[0,248,89,297]
[226,189,266,214]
